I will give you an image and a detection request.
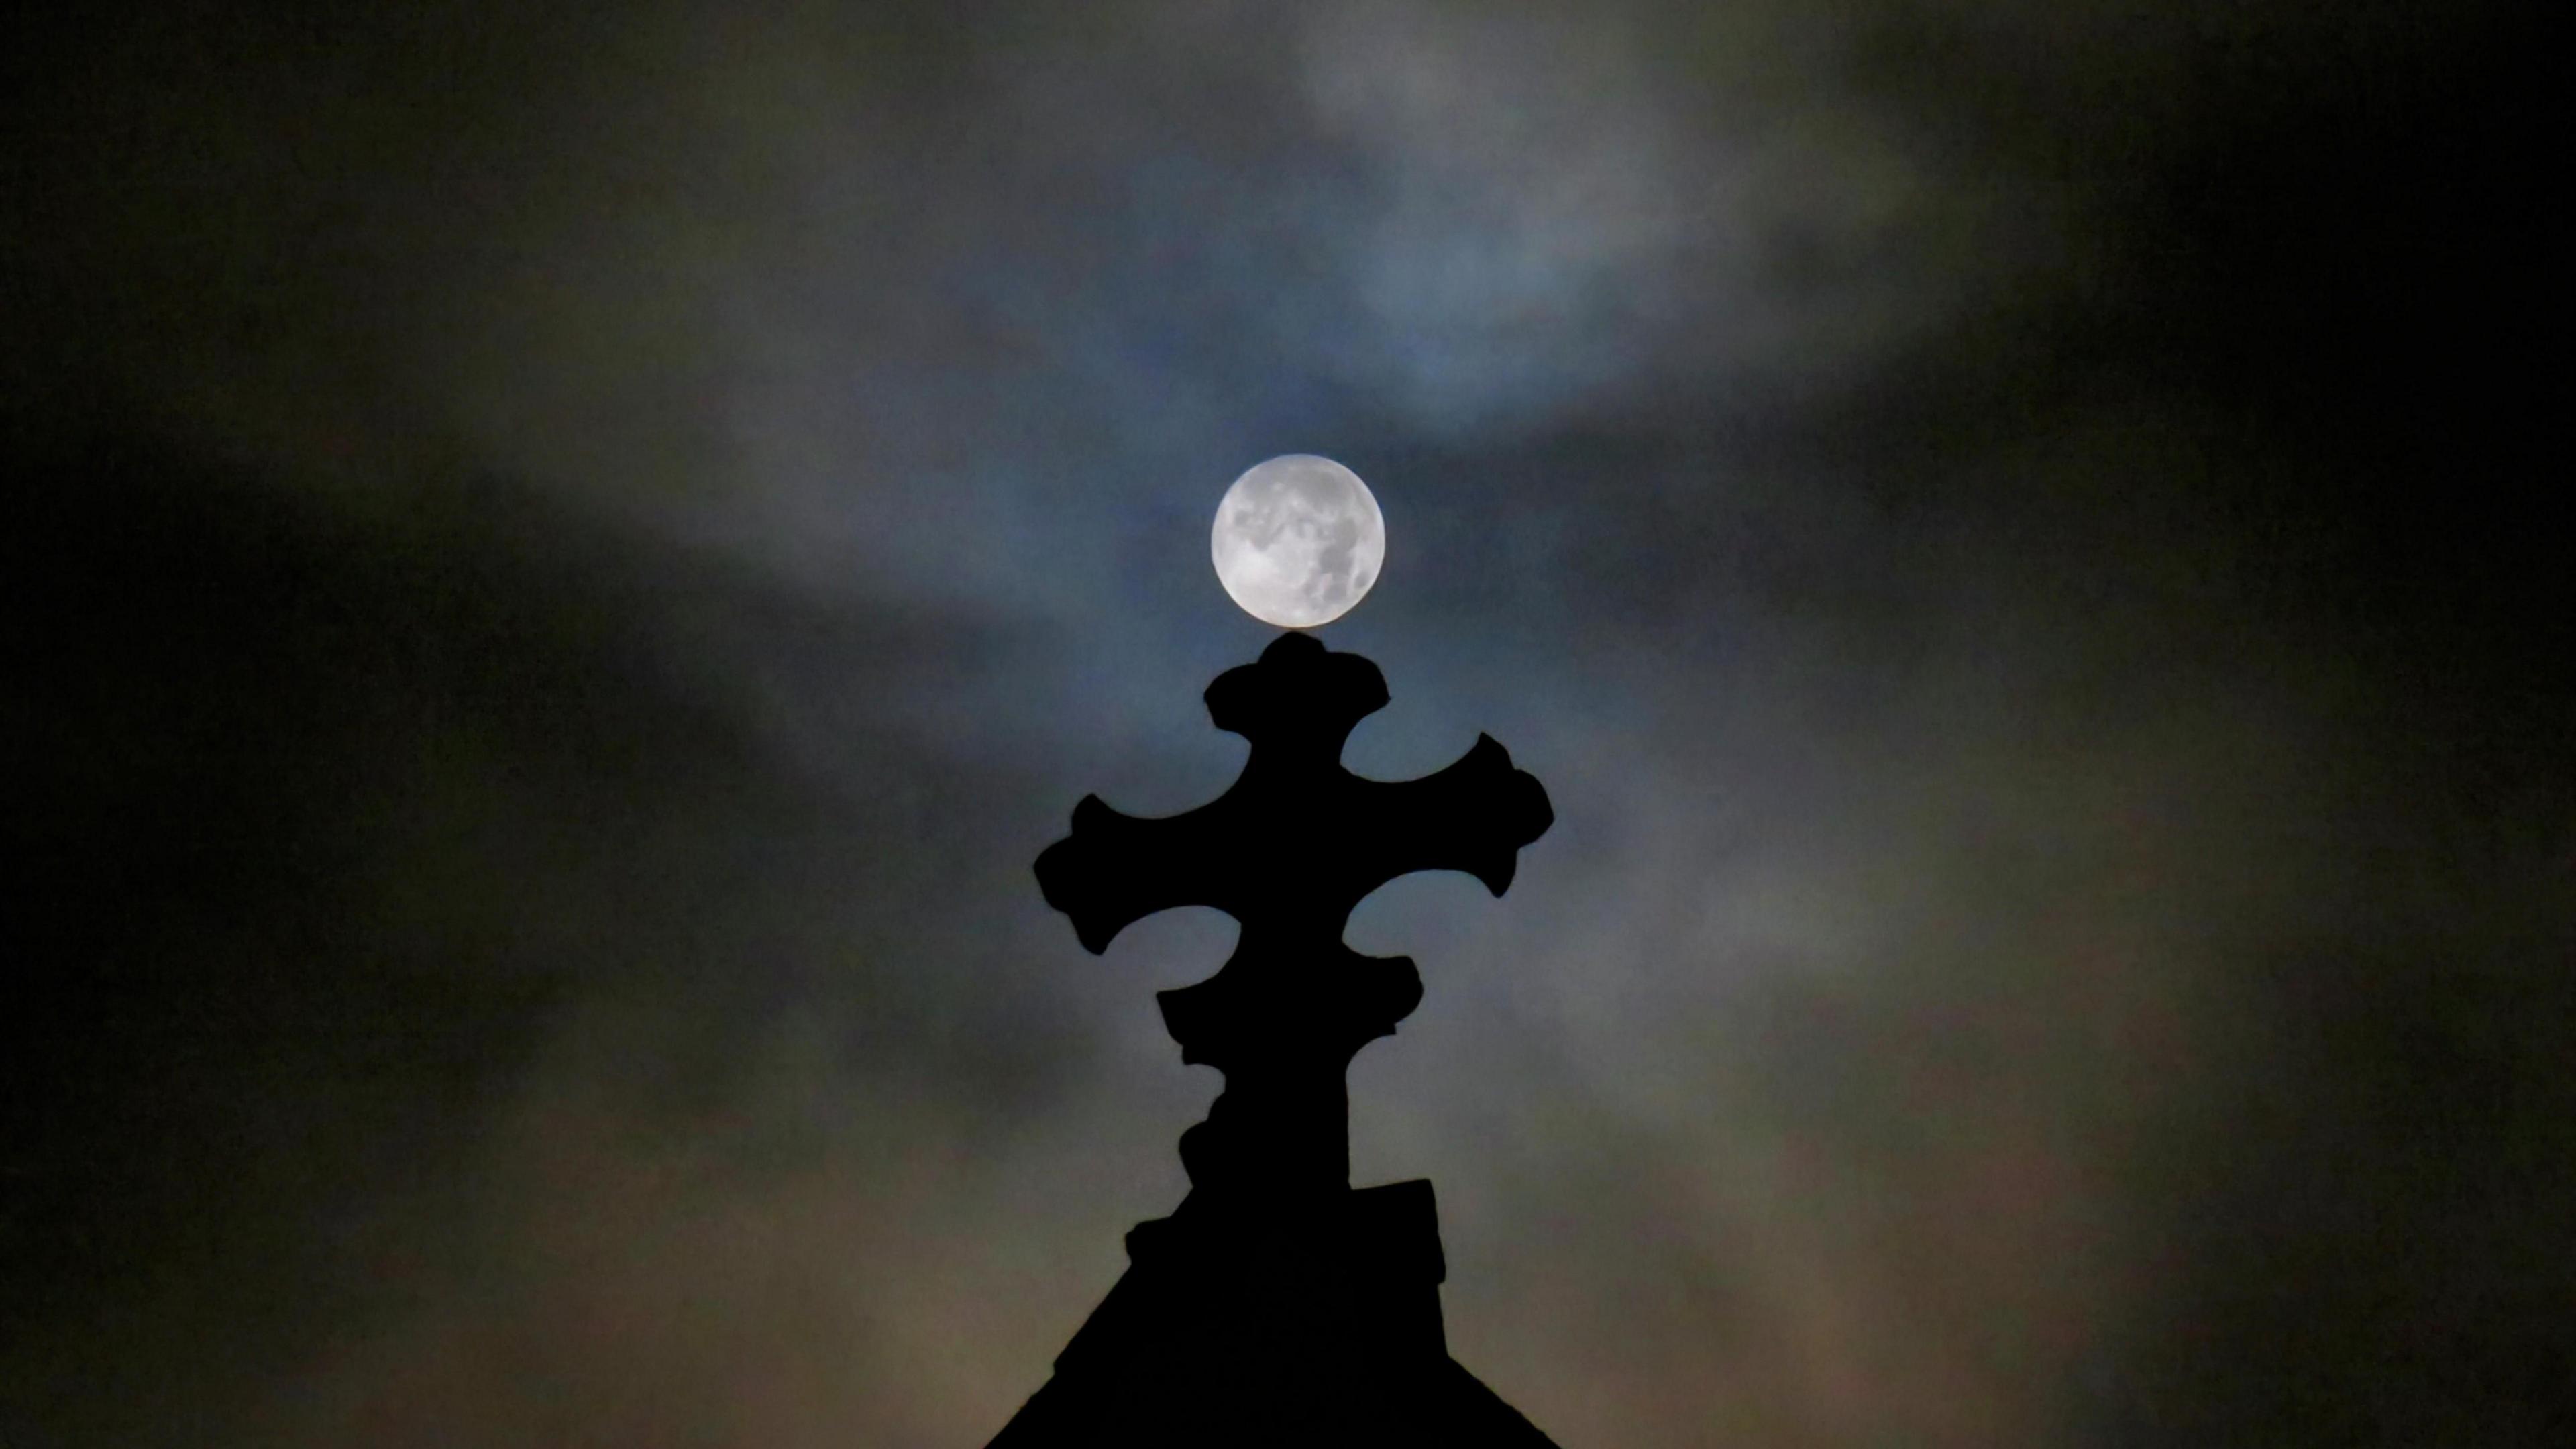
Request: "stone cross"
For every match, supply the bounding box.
[1036,633,1551,1214]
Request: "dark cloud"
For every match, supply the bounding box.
[4,2,2564,1446]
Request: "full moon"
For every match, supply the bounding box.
[1210,455,1386,629]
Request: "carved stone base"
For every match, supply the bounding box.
[987,1181,1560,1448]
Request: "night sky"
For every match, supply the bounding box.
[3,3,2565,1446]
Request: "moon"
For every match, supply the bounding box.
[1210,455,1386,629]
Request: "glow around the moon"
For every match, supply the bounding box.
[1210,455,1385,629]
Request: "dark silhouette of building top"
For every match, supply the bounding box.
[994,632,1562,1448]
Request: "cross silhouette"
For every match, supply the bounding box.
[1036,632,1552,1211]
